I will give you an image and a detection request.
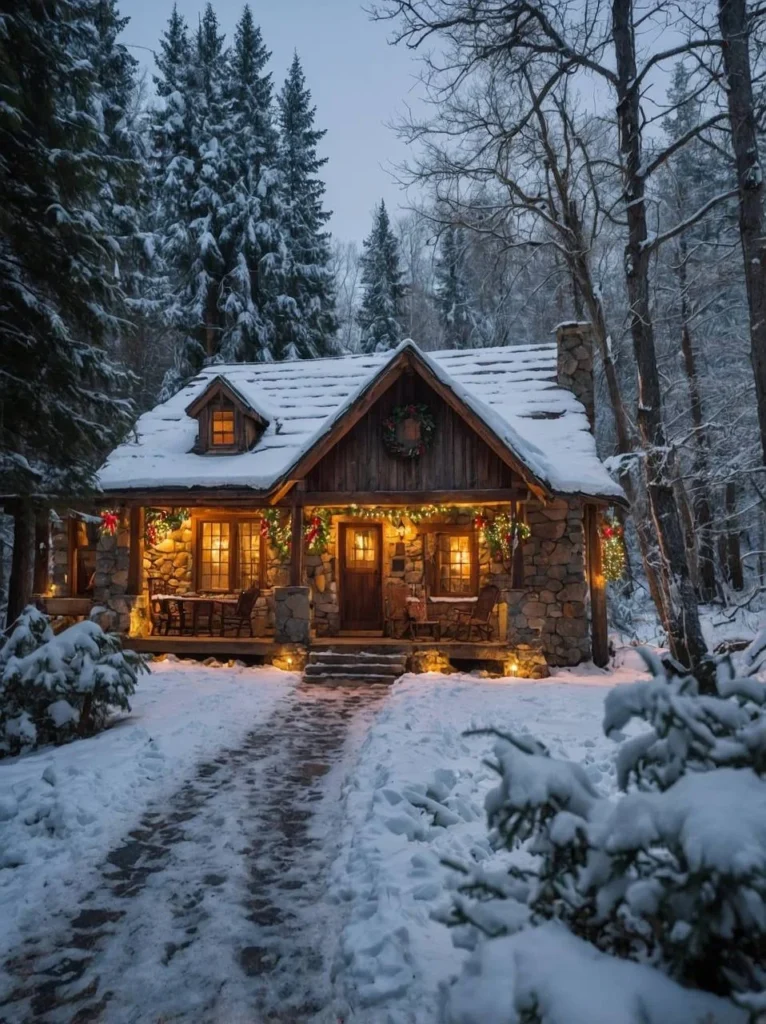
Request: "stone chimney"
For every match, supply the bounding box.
[555,321,594,429]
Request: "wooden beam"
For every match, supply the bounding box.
[585,504,609,668]
[290,485,305,587]
[299,489,530,507]
[127,506,143,595]
[102,491,274,508]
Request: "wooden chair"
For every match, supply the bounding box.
[448,584,500,641]
[406,596,441,641]
[219,587,259,637]
[384,582,411,638]
[147,577,182,636]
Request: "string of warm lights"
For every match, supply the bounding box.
[600,511,626,582]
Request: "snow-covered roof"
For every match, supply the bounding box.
[98,340,624,502]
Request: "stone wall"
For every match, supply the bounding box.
[93,510,147,634]
[274,586,311,644]
[506,498,591,667]
[143,525,193,593]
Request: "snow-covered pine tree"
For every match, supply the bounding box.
[0,0,135,622]
[151,5,201,395]
[154,4,230,393]
[357,200,405,353]
[435,224,475,349]
[91,0,163,406]
[275,53,338,359]
[217,5,283,363]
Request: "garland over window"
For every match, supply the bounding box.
[144,508,189,547]
[476,512,531,562]
[600,511,626,582]
[382,404,436,459]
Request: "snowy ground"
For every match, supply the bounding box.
[331,658,649,1023]
[0,654,661,1023]
[0,660,295,964]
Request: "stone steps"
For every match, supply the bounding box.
[303,649,407,685]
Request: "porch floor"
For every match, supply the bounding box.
[124,634,512,664]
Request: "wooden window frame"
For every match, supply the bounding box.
[430,526,479,597]
[193,513,265,593]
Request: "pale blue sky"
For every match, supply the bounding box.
[119,0,421,243]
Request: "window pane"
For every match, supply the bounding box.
[346,528,377,567]
[238,521,261,589]
[200,521,230,591]
[437,533,473,594]
[211,409,235,446]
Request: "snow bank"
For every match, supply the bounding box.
[445,923,746,1024]
[0,660,295,961]
[330,668,635,1022]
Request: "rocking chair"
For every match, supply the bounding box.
[448,584,500,641]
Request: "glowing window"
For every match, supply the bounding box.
[346,527,377,568]
[436,533,474,595]
[199,521,230,591]
[211,409,235,446]
[238,521,261,589]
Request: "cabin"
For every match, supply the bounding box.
[38,325,625,678]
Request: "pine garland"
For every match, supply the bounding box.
[261,509,292,560]
[477,512,531,562]
[305,510,332,554]
[144,508,190,547]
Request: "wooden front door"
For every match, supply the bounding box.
[339,523,383,631]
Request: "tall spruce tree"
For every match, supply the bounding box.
[0,0,135,621]
[357,200,405,352]
[218,5,283,363]
[275,53,337,359]
[435,224,474,349]
[154,4,231,393]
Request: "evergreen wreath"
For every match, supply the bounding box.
[478,512,531,562]
[305,510,332,555]
[382,403,436,458]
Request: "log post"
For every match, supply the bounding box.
[585,504,608,668]
[127,506,144,595]
[6,499,34,627]
[33,508,50,596]
[290,487,305,587]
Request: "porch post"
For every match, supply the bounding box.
[290,486,304,587]
[33,508,50,595]
[585,504,608,667]
[127,506,144,595]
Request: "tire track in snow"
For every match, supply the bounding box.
[0,684,388,1024]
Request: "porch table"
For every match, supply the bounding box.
[153,594,238,636]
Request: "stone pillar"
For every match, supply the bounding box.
[556,321,594,429]
[273,585,311,645]
[93,509,147,635]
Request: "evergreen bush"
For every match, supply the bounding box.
[0,607,147,756]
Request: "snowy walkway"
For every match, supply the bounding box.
[0,681,388,1024]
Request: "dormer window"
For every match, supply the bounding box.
[185,375,270,456]
[211,407,235,447]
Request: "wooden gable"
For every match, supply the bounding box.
[303,370,523,497]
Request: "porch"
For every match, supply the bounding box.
[39,488,607,679]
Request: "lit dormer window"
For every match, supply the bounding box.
[211,408,235,447]
[185,375,270,456]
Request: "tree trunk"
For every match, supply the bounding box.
[721,481,744,590]
[6,500,35,629]
[612,0,710,678]
[718,0,766,465]
[677,233,717,601]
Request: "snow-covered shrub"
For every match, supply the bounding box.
[441,649,766,1021]
[0,606,147,755]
